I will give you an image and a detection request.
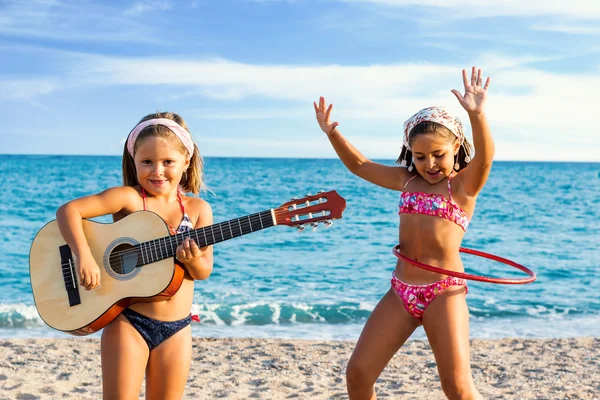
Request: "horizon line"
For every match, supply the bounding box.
[1,153,599,164]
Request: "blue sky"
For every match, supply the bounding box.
[1,0,599,161]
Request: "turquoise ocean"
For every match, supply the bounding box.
[1,155,598,340]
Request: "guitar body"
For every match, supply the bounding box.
[29,211,184,335]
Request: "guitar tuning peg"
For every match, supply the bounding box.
[291,197,298,201]
[324,219,333,227]
[311,222,318,232]
[296,225,305,232]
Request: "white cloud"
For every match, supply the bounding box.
[342,0,600,20]
[78,56,455,104]
[72,53,600,160]
[189,109,307,120]
[475,53,560,69]
[247,0,301,3]
[124,0,172,16]
[531,23,600,35]
[0,0,161,42]
[0,79,56,108]
[4,50,599,161]
[200,135,401,159]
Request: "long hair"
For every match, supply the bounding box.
[396,121,473,172]
[122,111,204,194]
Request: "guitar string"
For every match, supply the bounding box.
[60,211,270,272]
[103,206,330,264]
[105,211,272,262]
[61,205,331,272]
[59,210,285,271]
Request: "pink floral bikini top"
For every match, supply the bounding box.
[398,173,470,231]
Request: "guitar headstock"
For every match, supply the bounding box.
[274,190,346,231]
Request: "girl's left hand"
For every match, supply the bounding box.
[176,237,202,265]
[314,96,340,136]
[451,66,490,115]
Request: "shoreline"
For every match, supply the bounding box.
[0,337,597,399]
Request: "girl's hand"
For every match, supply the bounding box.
[451,66,490,115]
[314,96,340,136]
[176,237,203,265]
[77,252,101,290]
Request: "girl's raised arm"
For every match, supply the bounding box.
[314,96,411,191]
[451,67,495,196]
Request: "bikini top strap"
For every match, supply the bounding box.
[176,191,185,214]
[447,173,454,201]
[141,187,147,211]
[403,175,418,190]
[141,187,186,214]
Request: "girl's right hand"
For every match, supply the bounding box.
[77,252,101,290]
[314,96,340,136]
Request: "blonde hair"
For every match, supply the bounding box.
[122,111,204,194]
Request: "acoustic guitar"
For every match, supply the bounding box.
[29,190,346,335]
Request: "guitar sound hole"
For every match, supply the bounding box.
[109,243,139,275]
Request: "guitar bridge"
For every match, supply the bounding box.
[59,245,81,307]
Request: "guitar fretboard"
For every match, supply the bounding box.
[134,209,274,266]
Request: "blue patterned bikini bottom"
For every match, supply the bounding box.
[121,308,192,350]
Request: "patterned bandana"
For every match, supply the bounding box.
[403,106,464,151]
[126,118,194,160]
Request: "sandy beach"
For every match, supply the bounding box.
[0,337,597,399]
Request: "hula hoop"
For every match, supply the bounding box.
[392,244,536,284]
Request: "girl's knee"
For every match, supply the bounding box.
[440,374,479,400]
[345,358,371,389]
[346,363,376,400]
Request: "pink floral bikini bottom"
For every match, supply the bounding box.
[391,271,468,321]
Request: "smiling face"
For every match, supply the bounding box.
[133,136,190,196]
[410,133,460,184]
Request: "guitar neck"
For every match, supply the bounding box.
[136,209,275,266]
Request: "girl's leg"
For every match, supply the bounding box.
[101,315,150,400]
[145,325,192,400]
[347,288,421,400]
[422,286,482,400]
